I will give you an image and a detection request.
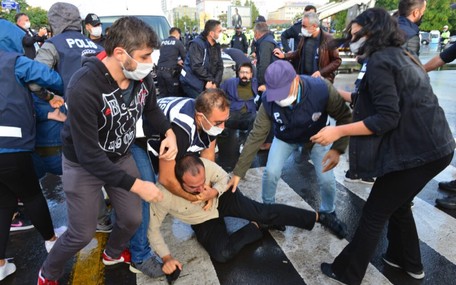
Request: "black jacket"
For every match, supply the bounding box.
[349,47,455,178]
[280,21,302,53]
[17,25,46,59]
[61,56,171,191]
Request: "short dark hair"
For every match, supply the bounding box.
[195,88,230,117]
[15,13,27,23]
[238,62,253,73]
[175,154,204,186]
[202,19,221,37]
[398,0,426,17]
[304,5,317,12]
[169,27,181,35]
[104,16,160,56]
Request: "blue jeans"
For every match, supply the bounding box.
[130,144,156,263]
[32,151,62,179]
[262,137,336,213]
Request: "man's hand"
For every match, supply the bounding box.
[131,179,164,203]
[162,255,183,275]
[273,48,284,59]
[159,129,178,161]
[258,85,266,92]
[322,149,340,173]
[310,126,342,146]
[47,108,67,122]
[227,175,241,193]
[205,81,216,89]
[49,95,64,108]
[193,185,218,204]
[311,71,321,78]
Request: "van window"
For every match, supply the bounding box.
[98,15,170,40]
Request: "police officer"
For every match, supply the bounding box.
[231,24,248,54]
[157,27,186,97]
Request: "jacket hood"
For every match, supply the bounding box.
[81,55,116,86]
[48,2,82,36]
[0,19,25,53]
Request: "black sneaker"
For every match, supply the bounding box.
[438,180,456,192]
[10,212,34,232]
[321,263,348,285]
[382,254,425,279]
[318,212,347,239]
[344,171,375,185]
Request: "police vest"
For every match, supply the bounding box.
[47,30,103,94]
[262,76,329,144]
[0,51,35,151]
[158,97,214,152]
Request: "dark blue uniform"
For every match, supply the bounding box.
[157,36,186,97]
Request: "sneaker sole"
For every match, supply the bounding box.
[383,257,424,279]
[129,265,142,274]
[96,229,113,233]
[10,225,35,232]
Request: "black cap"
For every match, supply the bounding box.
[235,24,242,29]
[85,13,101,26]
[254,15,266,23]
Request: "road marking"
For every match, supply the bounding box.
[71,233,108,285]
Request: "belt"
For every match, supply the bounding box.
[35,146,62,157]
[158,66,175,72]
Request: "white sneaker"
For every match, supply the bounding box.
[0,260,16,281]
[45,226,67,253]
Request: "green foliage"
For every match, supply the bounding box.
[375,0,399,11]
[333,10,348,33]
[174,15,198,33]
[0,0,48,29]
[420,0,453,31]
[245,0,259,26]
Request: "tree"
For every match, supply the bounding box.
[0,0,48,30]
[174,15,198,33]
[375,0,399,11]
[245,0,259,27]
[420,0,453,31]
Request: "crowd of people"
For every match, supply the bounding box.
[1,1,456,285]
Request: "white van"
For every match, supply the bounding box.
[430,30,440,44]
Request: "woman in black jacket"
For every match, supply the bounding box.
[310,8,455,285]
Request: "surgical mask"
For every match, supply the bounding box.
[301,28,312,37]
[211,34,220,44]
[24,21,31,29]
[349,36,367,55]
[275,78,298,107]
[200,114,224,136]
[275,94,297,107]
[91,26,102,37]
[121,49,154,81]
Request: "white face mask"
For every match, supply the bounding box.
[301,28,312,37]
[200,113,224,136]
[275,94,297,107]
[24,21,31,29]
[275,78,298,107]
[91,26,102,37]
[121,49,154,81]
[349,36,367,54]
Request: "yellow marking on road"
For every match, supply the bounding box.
[69,233,108,285]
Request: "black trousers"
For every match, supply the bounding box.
[157,69,180,97]
[0,152,54,259]
[191,189,316,263]
[331,152,453,285]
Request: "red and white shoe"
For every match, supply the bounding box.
[102,249,131,266]
[37,270,58,285]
